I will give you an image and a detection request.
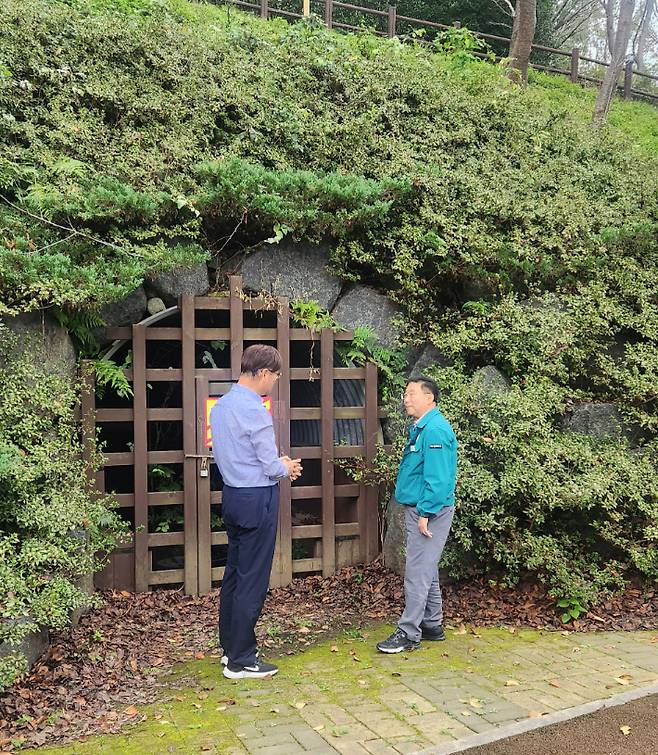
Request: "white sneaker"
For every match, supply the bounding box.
[223,660,278,679]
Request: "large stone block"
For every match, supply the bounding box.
[382,498,406,577]
[0,619,49,670]
[407,343,451,379]
[331,286,402,348]
[99,286,147,328]
[0,311,76,380]
[239,241,342,311]
[95,286,147,344]
[473,365,511,395]
[564,402,629,442]
[147,263,210,306]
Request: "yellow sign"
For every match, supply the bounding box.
[205,396,272,449]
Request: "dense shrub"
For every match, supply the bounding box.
[0,0,656,608]
[0,328,127,690]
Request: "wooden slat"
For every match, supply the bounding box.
[292,523,359,538]
[210,491,223,505]
[277,297,292,586]
[289,446,322,458]
[194,328,231,340]
[195,369,232,380]
[291,525,322,538]
[148,491,184,505]
[148,532,185,547]
[147,450,184,463]
[123,369,183,381]
[145,328,181,340]
[286,367,368,379]
[148,569,184,585]
[196,375,212,595]
[243,327,278,340]
[291,484,360,499]
[181,295,199,595]
[210,566,227,581]
[113,493,134,507]
[97,408,183,422]
[364,361,379,561]
[194,296,230,310]
[291,407,366,420]
[229,275,243,380]
[320,329,335,577]
[104,451,134,466]
[132,324,148,592]
[292,558,323,573]
[210,531,229,546]
[80,361,102,491]
[289,367,321,381]
[146,369,182,381]
[335,445,365,458]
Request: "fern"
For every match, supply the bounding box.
[93,353,133,399]
[290,299,340,332]
[54,308,105,355]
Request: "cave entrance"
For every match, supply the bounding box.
[82,276,382,595]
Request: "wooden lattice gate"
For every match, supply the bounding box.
[82,276,381,595]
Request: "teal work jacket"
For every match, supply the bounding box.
[394,406,458,517]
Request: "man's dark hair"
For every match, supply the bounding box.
[407,376,440,403]
[241,344,282,376]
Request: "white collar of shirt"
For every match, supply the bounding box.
[413,407,434,428]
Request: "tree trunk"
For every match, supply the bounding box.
[635,0,655,71]
[507,0,538,84]
[593,0,636,125]
[604,0,617,58]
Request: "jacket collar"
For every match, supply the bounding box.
[414,406,439,430]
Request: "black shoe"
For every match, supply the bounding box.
[420,625,445,641]
[223,660,278,679]
[376,628,420,654]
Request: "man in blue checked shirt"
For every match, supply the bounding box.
[377,376,457,654]
[210,344,302,679]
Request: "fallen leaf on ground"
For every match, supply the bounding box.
[294,701,307,709]
[123,706,138,717]
[505,679,520,687]
[313,725,325,731]
[549,680,561,688]
[620,725,631,736]
[469,698,482,708]
[528,711,542,718]
[330,645,338,652]
[615,675,632,685]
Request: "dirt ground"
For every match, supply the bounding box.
[465,694,658,755]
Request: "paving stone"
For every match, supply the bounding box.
[290,725,339,752]
[361,739,401,755]
[250,744,306,755]
[249,731,300,749]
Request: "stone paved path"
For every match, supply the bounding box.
[40,625,658,754]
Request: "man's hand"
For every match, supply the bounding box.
[418,515,432,538]
[281,456,303,481]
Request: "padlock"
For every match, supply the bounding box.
[200,457,209,478]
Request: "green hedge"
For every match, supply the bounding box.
[0,328,127,691]
[0,0,656,617]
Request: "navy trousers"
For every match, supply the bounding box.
[219,484,279,667]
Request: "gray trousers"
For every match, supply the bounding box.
[398,504,454,642]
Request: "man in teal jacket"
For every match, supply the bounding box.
[377,376,457,653]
